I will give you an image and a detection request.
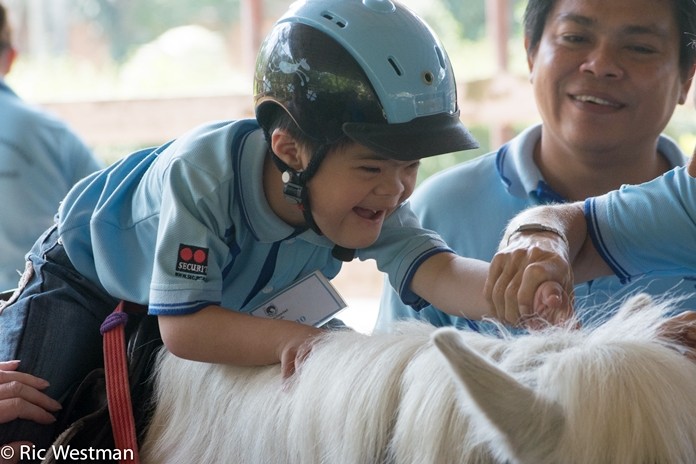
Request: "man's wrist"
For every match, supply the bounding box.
[506,223,569,247]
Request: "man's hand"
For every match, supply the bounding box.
[485,230,574,327]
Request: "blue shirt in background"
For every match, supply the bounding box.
[0,79,103,290]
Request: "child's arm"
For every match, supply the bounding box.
[158,306,323,378]
[411,252,568,327]
[410,253,492,320]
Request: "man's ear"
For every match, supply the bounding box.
[271,129,304,171]
[524,35,535,74]
[677,63,695,105]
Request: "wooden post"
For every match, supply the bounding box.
[486,0,514,147]
[241,0,264,78]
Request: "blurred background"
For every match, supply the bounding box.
[3,0,694,332]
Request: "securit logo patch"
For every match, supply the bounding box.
[175,244,209,279]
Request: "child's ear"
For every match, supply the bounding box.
[271,129,304,170]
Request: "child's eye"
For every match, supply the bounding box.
[360,166,381,173]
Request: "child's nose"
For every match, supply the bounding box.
[374,175,405,197]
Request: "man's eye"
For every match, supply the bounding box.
[627,44,657,54]
[561,34,588,44]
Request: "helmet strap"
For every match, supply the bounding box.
[273,143,328,236]
[273,147,356,262]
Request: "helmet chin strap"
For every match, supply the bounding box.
[272,148,356,262]
[279,167,320,234]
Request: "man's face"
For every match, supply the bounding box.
[527,0,692,156]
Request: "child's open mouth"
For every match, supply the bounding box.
[353,207,383,221]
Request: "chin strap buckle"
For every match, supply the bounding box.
[282,170,304,205]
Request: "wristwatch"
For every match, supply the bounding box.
[507,223,569,247]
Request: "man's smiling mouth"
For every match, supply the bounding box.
[572,94,622,108]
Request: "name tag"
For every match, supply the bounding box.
[249,271,347,327]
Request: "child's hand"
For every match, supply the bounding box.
[510,281,575,330]
[278,326,324,380]
[659,311,696,360]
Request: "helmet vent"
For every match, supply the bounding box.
[387,56,403,76]
[320,11,347,28]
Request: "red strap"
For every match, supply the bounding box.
[101,301,141,464]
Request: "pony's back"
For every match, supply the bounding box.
[141,294,696,463]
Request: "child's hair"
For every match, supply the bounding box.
[262,105,354,162]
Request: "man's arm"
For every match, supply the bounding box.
[484,202,611,325]
[410,251,571,327]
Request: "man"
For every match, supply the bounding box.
[0,2,103,290]
[378,0,696,332]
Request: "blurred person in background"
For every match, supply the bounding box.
[0,2,103,291]
[378,0,696,333]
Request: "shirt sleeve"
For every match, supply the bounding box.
[148,154,234,314]
[585,166,696,283]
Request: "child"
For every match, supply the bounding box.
[0,0,492,447]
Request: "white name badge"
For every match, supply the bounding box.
[249,270,347,327]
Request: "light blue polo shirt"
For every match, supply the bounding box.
[586,166,696,281]
[58,119,449,316]
[0,79,103,290]
[377,124,695,333]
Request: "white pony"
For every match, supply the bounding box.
[140,294,696,463]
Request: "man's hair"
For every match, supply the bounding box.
[0,2,11,52]
[523,0,696,74]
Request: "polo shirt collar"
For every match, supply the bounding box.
[496,124,687,204]
[496,124,546,200]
